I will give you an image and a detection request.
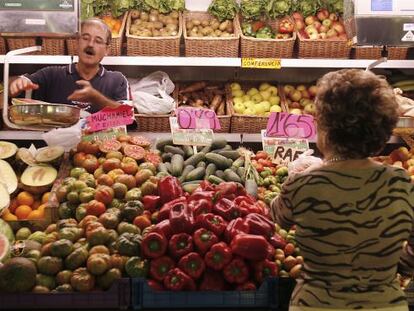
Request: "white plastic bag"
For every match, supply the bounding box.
[394,88,414,117]
[42,119,84,151]
[130,71,176,115]
[288,149,323,176]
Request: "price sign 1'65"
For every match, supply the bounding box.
[266,112,316,140]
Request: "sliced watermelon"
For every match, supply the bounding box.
[0,233,10,263]
[99,140,122,153]
[129,136,151,148]
[123,145,145,161]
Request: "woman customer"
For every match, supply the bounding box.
[271,69,414,311]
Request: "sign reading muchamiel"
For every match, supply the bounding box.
[86,105,134,133]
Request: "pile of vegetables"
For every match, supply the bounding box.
[129,9,180,37]
[241,18,294,39]
[292,0,323,17]
[186,16,234,38]
[265,0,293,19]
[138,0,185,13]
[207,0,239,22]
[81,0,134,20]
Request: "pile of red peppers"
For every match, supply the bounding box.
[140,176,282,291]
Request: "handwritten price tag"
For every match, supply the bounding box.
[241,58,281,69]
[86,105,134,132]
[176,107,221,130]
[170,117,214,146]
[266,112,316,140]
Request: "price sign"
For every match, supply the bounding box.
[176,107,221,130]
[86,105,134,132]
[266,112,316,140]
[170,117,214,146]
[241,58,281,69]
[81,126,127,143]
[261,130,309,165]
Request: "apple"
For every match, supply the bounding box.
[319,33,327,39]
[234,102,245,114]
[242,94,251,102]
[230,82,241,90]
[312,21,322,31]
[332,21,345,34]
[247,88,259,96]
[268,86,278,96]
[329,13,338,21]
[290,108,302,115]
[259,83,271,92]
[292,12,303,21]
[251,93,264,104]
[338,33,348,40]
[305,25,318,36]
[264,112,271,117]
[284,85,295,95]
[270,105,282,113]
[244,100,255,109]
[300,98,313,108]
[290,90,302,102]
[308,85,318,97]
[290,102,301,109]
[397,147,411,161]
[233,97,244,106]
[259,101,271,112]
[269,96,280,106]
[411,175,414,183]
[406,159,414,167]
[319,25,329,34]
[254,104,266,115]
[322,18,332,28]
[305,15,316,26]
[317,9,329,21]
[232,90,244,98]
[295,19,305,31]
[301,90,311,99]
[304,103,316,115]
[326,28,338,38]
[297,85,307,91]
[243,108,255,115]
[260,90,271,100]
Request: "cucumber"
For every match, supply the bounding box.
[208,175,225,185]
[218,150,240,161]
[157,163,169,174]
[205,163,217,179]
[164,145,185,156]
[215,170,225,179]
[205,153,232,170]
[184,152,205,167]
[182,145,194,159]
[182,183,201,194]
[171,154,184,177]
[156,138,173,151]
[223,144,233,150]
[186,167,206,181]
[165,162,172,174]
[200,145,211,154]
[211,138,227,150]
[230,166,238,173]
[162,152,173,162]
[197,161,206,168]
[232,157,245,168]
[237,167,246,181]
[182,180,203,186]
[224,169,242,183]
[245,179,258,198]
[178,165,195,183]
[156,171,170,178]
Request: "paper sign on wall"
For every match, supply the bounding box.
[176,107,221,130]
[170,117,214,146]
[266,112,316,140]
[86,105,134,132]
[241,58,281,69]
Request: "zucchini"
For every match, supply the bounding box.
[161,152,173,162]
[184,152,205,167]
[205,163,217,179]
[223,144,233,150]
[155,138,173,151]
[224,169,242,183]
[245,179,258,198]
[182,145,194,159]
[215,170,225,179]
[205,153,232,170]
[211,138,227,150]
[208,175,225,185]
[157,163,169,174]
[186,167,206,181]
[200,145,211,154]
[232,157,245,168]
[237,167,246,182]
[197,161,206,168]
[171,154,184,177]
[165,162,172,174]
[218,150,240,161]
[178,165,195,183]
[164,145,185,157]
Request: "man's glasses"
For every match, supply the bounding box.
[80,34,108,46]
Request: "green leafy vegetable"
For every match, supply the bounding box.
[265,0,293,19]
[325,0,343,15]
[293,0,323,17]
[208,0,239,22]
[111,0,134,18]
[81,0,95,21]
[169,0,185,12]
[240,0,264,21]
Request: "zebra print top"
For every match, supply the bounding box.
[271,163,414,309]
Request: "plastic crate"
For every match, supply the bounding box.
[132,278,278,310]
[0,278,130,310]
[278,278,296,311]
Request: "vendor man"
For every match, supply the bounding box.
[9,18,128,113]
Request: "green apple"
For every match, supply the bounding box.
[243,100,255,109]
[233,97,244,106]
[247,87,259,97]
[259,82,271,91]
[270,105,282,113]
[232,90,244,98]
[242,94,251,102]
[259,101,271,111]
[289,108,302,115]
[251,93,263,104]
[243,107,256,115]
[269,96,280,106]
[260,90,271,100]
[304,103,316,115]
[300,98,313,108]
[284,85,295,95]
[231,82,241,91]
[254,104,266,115]
[234,102,246,114]
[297,85,307,91]
[264,112,271,117]
[268,86,278,96]
[289,90,302,102]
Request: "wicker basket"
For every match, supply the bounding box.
[297,31,351,59]
[183,11,240,57]
[126,11,182,56]
[238,16,295,58]
[352,45,383,59]
[393,127,414,148]
[387,46,409,60]
[227,83,285,133]
[41,37,66,55]
[6,37,39,54]
[0,37,6,54]
[67,13,127,56]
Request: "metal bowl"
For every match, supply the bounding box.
[9,103,81,128]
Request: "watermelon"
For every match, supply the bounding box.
[0,234,10,263]
[0,219,14,242]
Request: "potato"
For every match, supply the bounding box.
[130,10,140,20]
[166,24,178,32]
[220,32,231,37]
[214,29,222,36]
[226,24,233,33]
[152,29,161,37]
[164,17,174,25]
[149,14,158,22]
[201,26,213,36]
[150,9,159,16]
[186,21,194,30]
[211,21,220,30]
[170,30,178,36]
[219,20,230,31]
[133,19,143,26]
[140,12,149,21]
[191,26,199,33]
[192,19,201,26]
[201,20,209,27]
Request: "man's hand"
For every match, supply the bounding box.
[67,80,98,102]
[9,76,39,97]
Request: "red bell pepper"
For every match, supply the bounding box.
[152,219,173,240]
[163,268,195,291]
[236,282,257,291]
[195,213,227,236]
[142,195,161,213]
[178,252,206,280]
[223,257,249,284]
[188,191,214,205]
[244,213,274,240]
[169,233,193,258]
[199,269,226,291]
[159,176,184,205]
[213,198,241,221]
[190,199,213,218]
[149,256,175,282]
[270,234,287,250]
[234,196,262,216]
[158,196,187,222]
[147,279,164,291]
[230,234,270,261]
[142,231,168,259]
[267,244,276,260]
[254,259,279,283]
[193,228,219,254]
[256,200,270,217]
[169,202,193,234]
[252,21,265,32]
[224,218,250,243]
[214,182,246,202]
[197,180,215,191]
[204,242,232,271]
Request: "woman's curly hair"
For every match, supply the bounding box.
[316,69,398,159]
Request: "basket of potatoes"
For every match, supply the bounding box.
[126,9,182,56]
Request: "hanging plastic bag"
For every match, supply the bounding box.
[394,88,414,117]
[41,120,85,151]
[288,149,323,176]
[130,71,176,115]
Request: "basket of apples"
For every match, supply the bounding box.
[238,0,296,58]
[293,6,351,59]
[282,84,318,116]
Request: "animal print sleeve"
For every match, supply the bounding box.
[270,175,296,229]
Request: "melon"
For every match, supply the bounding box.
[0,184,10,215]
[20,165,57,194]
[35,146,64,167]
[0,219,14,242]
[0,141,17,161]
[15,148,36,173]
[0,160,18,194]
[0,233,10,263]
[0,257,37,292]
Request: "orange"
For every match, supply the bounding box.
[37,204,47,213]
[27,210,44,220]
[32,200,41,210]
[41,192,50,204]
[8,198,19,214]
[15,205,32,220]
[2,212,17,221]
[17,191,35,206]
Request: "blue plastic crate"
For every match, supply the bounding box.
[132,277,279,310]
